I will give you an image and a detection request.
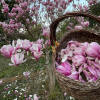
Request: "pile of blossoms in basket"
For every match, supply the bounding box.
[56,41,100,82]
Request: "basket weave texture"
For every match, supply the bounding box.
[50,12,100,100]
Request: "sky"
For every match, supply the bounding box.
[43,0,89,26]
[66,0,88,12]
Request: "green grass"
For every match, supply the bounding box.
[0,55,74,100]
[0,55,46,78]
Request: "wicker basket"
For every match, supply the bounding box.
[50,12,100,100]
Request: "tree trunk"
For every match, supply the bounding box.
[46,51,55,93]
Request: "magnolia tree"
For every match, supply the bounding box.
[0,0,42,37]
[0,0,98,37]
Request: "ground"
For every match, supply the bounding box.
[0,55,75,100]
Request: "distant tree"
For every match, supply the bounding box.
[89,2,100,27]
[0,0,15,44]
[89,2,100,16]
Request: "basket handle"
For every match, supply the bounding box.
[50,12,100,45]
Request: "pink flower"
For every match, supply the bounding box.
[80,42,89,50]
[23,71,30,78]
[88,0,94,5]
[67,41,80,50]
[86,42,100,57]
[72,55,85,66]
[74,25,83,30]
[61,49,73,62]
[68,71,79,80]
[56,61,71,76]
[2,4,9,13]
[26,18,30,24]
[74,47,85,55]
[89,76,98,82]
[33,94,39,100]
[81,21,89,27]
[0,45,14,58]
[95,68,100,78]
[78,4,82,11]
[90,42,100,52]
[83,5,89,11]
[9,19,15,24]
[30,43,42,52]
[44,40,51,48]
[10,53,26,66]
[87,66,98,78]
[22,39,32,50]
[66,26,72,30]
[64,92,67,96]
[20,2,28,8]
[16,39,23,49]
[36,39,44,44]
[33,51,43,60]
[83,67,98,82]
[42,27,50,38]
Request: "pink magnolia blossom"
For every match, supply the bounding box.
[83,66,98,82]
[33,94,39,100]
[23,71,30,78]
[87,66,98,78]
[30,43,42,52]
[20,2,28,9]
[86,42,100,58]
[44,40,51,48]
[15,39,23,49]
[22,39,32,50]
[90,42,100,52]
[33,51,43,60]
[42,27,50,38]
[78,4,82,11]
[81,21,89,27]
[36,39,44,44]
[72,55,85,66]
[80,42,89,50]
[0,45,14,58]
[95,68,100,78]
[74,47,85,55]
[67,26,72,30]
[74,25,83,30]
[88,0,94,5]
[61,49,73,62]
[26,18,30,24]
[68,71,79,80]
[67,40,80,50]
[83,5,89,11]
[10,53,26,66]
[2,4,9,13]
[56,61,71,76]
[64,92,67,96]
[89,76,98,82]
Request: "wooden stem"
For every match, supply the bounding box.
[46,51,55,93]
